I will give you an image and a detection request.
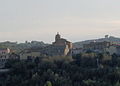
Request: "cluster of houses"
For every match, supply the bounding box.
[20,32,72,60]
[0,33,73,68]
[1,33,120,69]
[0,48,10,68]
[0,48,19,68]
[73,41,120,55]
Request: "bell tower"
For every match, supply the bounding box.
[55,32,61,42]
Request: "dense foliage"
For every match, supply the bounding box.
[1,53,120,86]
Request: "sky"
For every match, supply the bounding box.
[0,0,120,43]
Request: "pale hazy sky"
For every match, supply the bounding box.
[0,0,120,43]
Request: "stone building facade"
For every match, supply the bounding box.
[20,33,73,60]
[83,41,111,53]
[52,33,72,49]
[72,48,83,55]
[45,33,72,56]
[106,44,120,55]
[83,41,120,55]
[20,49,41,60]
[0,48,10,68]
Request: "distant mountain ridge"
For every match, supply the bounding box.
[73,36,120,48]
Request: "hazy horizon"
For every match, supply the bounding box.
[0,0,120,43]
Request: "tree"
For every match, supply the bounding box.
[115,81,120,86]
[44,81,52,86]
[83,79,96,86]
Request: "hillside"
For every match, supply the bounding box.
[73,36,120,48]
[0,41,49,53]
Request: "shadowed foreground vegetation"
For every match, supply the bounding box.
[1,53,120,86]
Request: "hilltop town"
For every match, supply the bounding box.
[0,33,120,68]
[0,33,120,86]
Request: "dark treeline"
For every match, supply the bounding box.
[1,53,120,86]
